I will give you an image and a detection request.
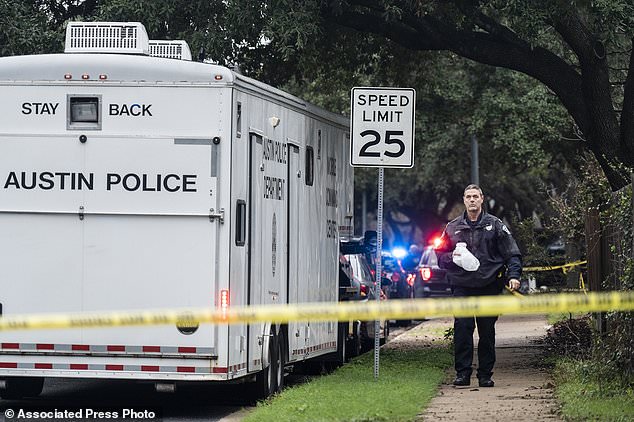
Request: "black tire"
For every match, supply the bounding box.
[0,377,44,400]
[335,322,348,366]
[254,331,279,400]
[274,333,285,392]
[346,321,362,359]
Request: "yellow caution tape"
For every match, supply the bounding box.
[579,272,587,295]
[504,286,523,297]
[0,291,633,331]
[524,260,587,273]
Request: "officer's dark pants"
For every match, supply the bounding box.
[452,282,502,380]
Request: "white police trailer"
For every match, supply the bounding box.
[0,22,353,399]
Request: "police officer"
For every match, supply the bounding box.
[437,184,522,388]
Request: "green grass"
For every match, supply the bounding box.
[244,347,452,422]
[553,358,634,421]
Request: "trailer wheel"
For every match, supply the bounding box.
[346,321,362,359]
[274,333,285,392]
[0,377,44,399]
[335,322,347,366]
[254,332,279,399]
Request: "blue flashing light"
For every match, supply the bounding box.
[392,247,407,259]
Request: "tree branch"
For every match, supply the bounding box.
[331,7,589,132]
[551,6,596,65]
[454,0,530,50]
[327,9,441,50]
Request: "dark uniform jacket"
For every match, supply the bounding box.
[437,211,522,288]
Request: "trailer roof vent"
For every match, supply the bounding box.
[148,40,192,61]
[64,22,149,55]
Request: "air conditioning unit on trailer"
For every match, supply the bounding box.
[64,22,149,55]
[149,40,192,61]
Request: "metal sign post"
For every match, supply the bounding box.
[374,167,384,379]
[350,87,416,380]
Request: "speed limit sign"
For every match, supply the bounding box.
[350,87,416,168]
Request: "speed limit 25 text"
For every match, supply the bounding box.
[356,94,411,123]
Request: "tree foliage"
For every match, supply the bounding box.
[0,1,62,55]
[271,0,634,191]
[0,0,618,243]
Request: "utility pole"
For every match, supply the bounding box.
[471,134,479,185]
[362,189,367,235]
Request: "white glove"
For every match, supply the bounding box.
[453,242,480,272]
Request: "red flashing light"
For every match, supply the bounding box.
[431,237,443,249]
[64,73,72,80]
[81,74,90,80]
[220,289,230,309]
[420,267,432,281]
[360,284,367,297]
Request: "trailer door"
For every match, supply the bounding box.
[286,144,304,356]
[248,132,288,371]
[0,133,218,352]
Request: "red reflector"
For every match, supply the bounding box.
[0,362,17,368]
[177,366,196,373]
[36,344,54,350]
[1,343,19,349]
[420,267,432,281]
[70,364,88,370]
[212,366,228,373]
[72,344,90,351]
[142,346,161,353]
[178,347,196,354]
[214,74,223,81]
[141,365,159,372]
[105,364,124,371]
[107,345,125,352]
[35,363,53,369]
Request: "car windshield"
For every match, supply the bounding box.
[419,248,438,266]
[345,254,374,283]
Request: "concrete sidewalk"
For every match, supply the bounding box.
[415,314,561,421]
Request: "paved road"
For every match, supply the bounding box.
[0,377,253,422]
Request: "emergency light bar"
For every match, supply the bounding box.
[64,22,150,55]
